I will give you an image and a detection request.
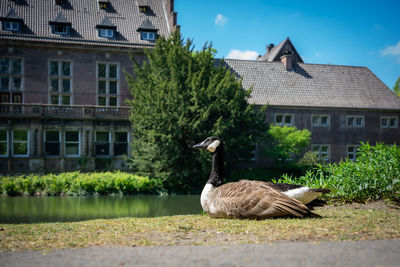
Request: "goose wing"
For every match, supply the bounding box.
[213,180,311,219]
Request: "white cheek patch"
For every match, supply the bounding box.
[207,140,220,152]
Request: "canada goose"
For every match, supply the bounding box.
[193,136,330,219]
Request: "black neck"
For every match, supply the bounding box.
[207,142,224,187]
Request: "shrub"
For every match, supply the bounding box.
[276,143,400,202]
[0,171,162,196]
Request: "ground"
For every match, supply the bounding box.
[0,201,399,251]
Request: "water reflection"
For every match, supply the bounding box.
[0,195,202,224]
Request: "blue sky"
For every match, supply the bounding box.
[175,0,400,89]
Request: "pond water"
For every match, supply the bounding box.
[0,195,203,224]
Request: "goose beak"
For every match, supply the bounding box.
[193,142,206,149]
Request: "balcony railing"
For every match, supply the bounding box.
[0,103,130,120]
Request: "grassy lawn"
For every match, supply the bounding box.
[1,202,399,251]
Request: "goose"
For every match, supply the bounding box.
[193,136,330,219]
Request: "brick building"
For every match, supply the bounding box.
[224,38,400,166]
[0,0,178,172]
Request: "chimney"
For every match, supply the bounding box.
[266,43,274,53]
[280,51,293,71]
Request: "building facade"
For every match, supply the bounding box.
[0,0,178,172]
[224,38,400,166]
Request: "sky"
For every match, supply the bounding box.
[174,0,400,89]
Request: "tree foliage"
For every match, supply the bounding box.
[264,125,311,165]
[125,32,267,193]
[394,76,400,97]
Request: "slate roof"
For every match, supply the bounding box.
[138,18,157,31]
[1,8,22,21]
[97,17,116,29]
[50,12,71,25]
[0,0,172,48]
[223,59,400,111]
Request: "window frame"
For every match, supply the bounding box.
[0,57,24,96]
[98,28,115,38]
[44,130,61,156]
[311,144,330,162]
[141,32,155,41]
[311,114,330,127]
[51,24,70,35]
[12,129,29,157]
[2,21,20,32]
[0,129,8,157]
[347,145,359,161]
[64,131,80,157]
[274,113,294,126]
[381,116,398,129]
[95,131,111,156]
[346,115,365,128]
[48,59,72,105]
[114,132,129,156]
[96,62,119,107]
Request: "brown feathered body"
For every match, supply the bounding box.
[201,180,316,219]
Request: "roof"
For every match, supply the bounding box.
[138,18,157,31]
[223,59,400,111]
[50,12,71,25]
[257,38,303,63]
[0,0,173,48]
[1,8,22,21]
[96,17,116,29]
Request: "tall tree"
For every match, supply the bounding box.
[125,32,267,193]
[394,76,400,97]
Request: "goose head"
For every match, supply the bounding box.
[193,136,222,153]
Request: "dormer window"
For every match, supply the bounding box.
[141,32,155,41]
[49,12,71,36]
[139,6,148,13]
[3,21,20,32]
[53,24,69,35]
[98,1,109,9]
[99,28,114,38]
[1,8,23,33]
[96,17,116,39]
[55,0,64,6]
[137,18,158,42]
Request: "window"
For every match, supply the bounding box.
[0,58,23,94]
[98,1,108,9]
[312,145,330,162]
[114,132,128,156]
[381,117,398,129]
[65,131,80,156]
[2,21,20,32]
[98,28,114,38]
[139,6,148,13]
[12,130,28,156]
[312,115,330,127]
[346,116,364,128]
[275,113,294,126]
[0,129,7,157]
[97,63,119,106]
[347,145,359,161]
[52,24,70,35]
[141,32,155,41]
[95,132,110,156]
[44,131,60,156]
[49,60,72,105]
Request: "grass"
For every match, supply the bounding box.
[1,203,399,251]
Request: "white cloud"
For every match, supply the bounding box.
[214,14,228,26]
[381,41,400,63]
[226,49,259,60]
[381,41,400,56]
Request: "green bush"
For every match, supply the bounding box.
[0,171,162,196]
[276,143,400,202]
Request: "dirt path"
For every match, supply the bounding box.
[1,239,399,267]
